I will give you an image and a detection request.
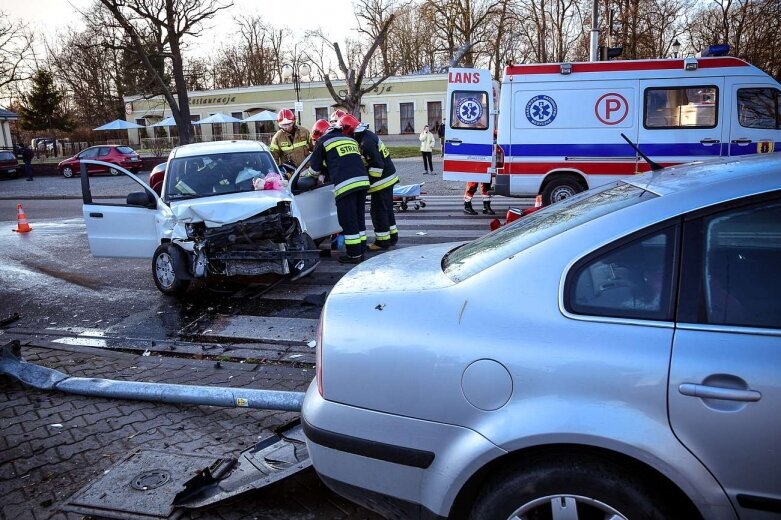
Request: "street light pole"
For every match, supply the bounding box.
[589,0,599,62]
[672,39,681,59]
[281,63,311,126]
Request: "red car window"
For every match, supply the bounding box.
[98,147,112,156]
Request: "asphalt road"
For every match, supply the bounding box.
[0,189,530,519]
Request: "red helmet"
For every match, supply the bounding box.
[277,108,295,125]
[311,119,331,140]
[329,109,347,124]
[339,114,361,135]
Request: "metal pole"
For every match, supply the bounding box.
[294,73,301,126]
[1,341,304,412]
[590,0,600,62]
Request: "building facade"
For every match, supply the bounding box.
[0,108,18,150]
[124,74,447,145]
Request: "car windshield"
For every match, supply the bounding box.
[165,151,279,200]
[0,151,14,161]
[442,181,658,282]
[117,146,135,154]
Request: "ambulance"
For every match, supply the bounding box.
[443,54,781,205]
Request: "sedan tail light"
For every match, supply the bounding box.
[316,314,324,397]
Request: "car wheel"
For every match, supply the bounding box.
[152,244,191,296]
[541,176,582,205]
[110,167,120,176]
[62,166,75,178]
[469,455,675,520]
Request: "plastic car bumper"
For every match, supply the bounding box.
[301,380,506,519]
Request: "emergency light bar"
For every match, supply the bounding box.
[698,44,731,57]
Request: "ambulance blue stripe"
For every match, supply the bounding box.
[447,142,781,158]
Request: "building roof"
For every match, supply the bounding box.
[0,108,19,120]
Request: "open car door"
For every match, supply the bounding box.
[81,160,170,258]
[443,68,495,183]
[289,155,341,240]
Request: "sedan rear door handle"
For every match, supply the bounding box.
[89,212,103,218]
[679,383,761,402]
[731,138,753,145]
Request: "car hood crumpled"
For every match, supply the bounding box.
[331,242,459,295]
[169,190,293,227]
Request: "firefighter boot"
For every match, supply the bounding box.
[463,201,478,215]
[482,200,496,215]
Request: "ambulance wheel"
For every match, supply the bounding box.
[152,244,191,296]
[542,177,582,205]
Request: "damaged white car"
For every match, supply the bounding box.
[80,141,341,295]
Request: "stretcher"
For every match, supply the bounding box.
[392,182,427,211]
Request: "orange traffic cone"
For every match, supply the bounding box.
[13,203,32,233]
[534,195,543,208]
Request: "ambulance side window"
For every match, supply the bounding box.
[737,88,781,129]
[450,91,489,130]
[644,86,718,129]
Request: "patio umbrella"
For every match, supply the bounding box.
[149,116,177,127]
[192,112,243,125]
[93,119,145,131]
[242,110,278,123]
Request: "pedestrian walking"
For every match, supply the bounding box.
[22,145,34,181]
[419,125,435,174]
[437,119,445,157]
[307,118,369,264]
[342,114,399,251]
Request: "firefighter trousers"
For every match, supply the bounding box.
[336,190,367,257]
[370,187,396,247]
[464,181,492,202]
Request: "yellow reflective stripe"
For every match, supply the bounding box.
[279,141,310,151]
[325,139,355,151]
[270,143,280,151]
[344,238,362,245]
[368,167,383,178]
[389,225,398,234]
[367,174,398,193]
[376,235,391,241]
[378,142,390,158]
[334,178,370,197]
[375,231,390,237]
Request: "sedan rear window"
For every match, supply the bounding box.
[443,182,657,282]
[117,146,136,154]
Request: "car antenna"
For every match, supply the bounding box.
[620,133,664,172]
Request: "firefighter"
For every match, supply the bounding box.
[311,119,331,142]
[464,181,495,215]
[329,109,347,125]
[341,114,399,250]
[308,119,369,264]
[270,108,313,173]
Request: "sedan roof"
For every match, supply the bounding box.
[624,154,781,202]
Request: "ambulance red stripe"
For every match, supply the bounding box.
[502,161,681,175]
[443,160,492,174]
[505,57,748,76]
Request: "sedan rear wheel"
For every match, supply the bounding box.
[469,455,675,520]
[62,166,75,178]
[152,244,190,296]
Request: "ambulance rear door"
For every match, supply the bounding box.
[443,68,494,183]
[638,77,725,168]
[726,80,781,156]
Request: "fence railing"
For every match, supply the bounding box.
[139,133,275,156]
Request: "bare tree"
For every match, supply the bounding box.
[425,0,499,67]
[0,12,34,98]
[305,13,397,116]
[98,0,232,145]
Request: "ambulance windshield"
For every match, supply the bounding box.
[443,182,657,282]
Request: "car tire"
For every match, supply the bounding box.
[541,176,582,205]
[152,244,191,296]
[62,166,75,178]
[468,454,675,520]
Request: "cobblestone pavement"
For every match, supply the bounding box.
[0,341,380,520]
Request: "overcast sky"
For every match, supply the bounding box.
[8,0,357,59]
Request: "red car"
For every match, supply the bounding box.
[0,150,19,179]
[58,145,142,178]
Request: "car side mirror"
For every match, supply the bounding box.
[127,191,156,209]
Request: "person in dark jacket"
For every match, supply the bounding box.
[437,119,446,157]
[345,116,399,250]
[22,145,34,181]
[308,119,370,264]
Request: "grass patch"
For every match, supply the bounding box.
[387,146,441,159]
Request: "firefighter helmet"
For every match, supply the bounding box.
[339,114,361,135]
[311,119,331,140]
[329,109,347,124]
[277,108,295,126]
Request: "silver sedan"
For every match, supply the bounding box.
[303,154,781,520]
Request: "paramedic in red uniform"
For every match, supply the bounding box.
[341,114,400,250]
[308,120,370,264]
[464,181,495,215]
